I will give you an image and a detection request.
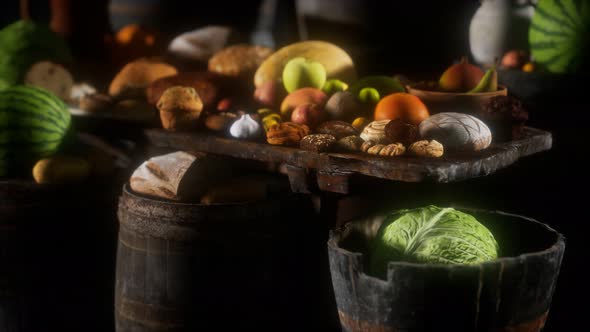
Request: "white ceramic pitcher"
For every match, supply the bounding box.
[469,0,535,65]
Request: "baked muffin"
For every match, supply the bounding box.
[478,96,529,142]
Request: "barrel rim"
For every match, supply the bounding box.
[121,182,285,207]
[328,206,566,274]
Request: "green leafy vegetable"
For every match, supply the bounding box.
[369,206,499,277]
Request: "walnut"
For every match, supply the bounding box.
[409,140,444,158]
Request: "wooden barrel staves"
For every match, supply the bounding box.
[115,183,316,331]
[328,209,565,332]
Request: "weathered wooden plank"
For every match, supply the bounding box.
[143,127,552,187]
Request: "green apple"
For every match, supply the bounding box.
[322,79,348,95]
[349,75,405,100]
[282,57,327,93]
[358,87,380,104]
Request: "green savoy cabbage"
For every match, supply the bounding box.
[369,206,499,278]
[0,20,72,87]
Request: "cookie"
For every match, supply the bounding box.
[266,122,310,146]
[300,134,336,152]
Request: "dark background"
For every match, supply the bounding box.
[1,0,587,331]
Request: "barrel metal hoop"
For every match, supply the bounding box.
[338,309,549,332]
[116,296,184,330]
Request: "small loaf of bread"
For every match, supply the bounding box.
[130,151,231,201]
[419,113,491,151]
[208,44,273,77]
[109,58,177,99]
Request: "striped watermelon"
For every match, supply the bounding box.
[529,0,590,73]
[0,86,71,177]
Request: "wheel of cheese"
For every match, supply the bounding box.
[24,61,73,102]
[418,112,492,151]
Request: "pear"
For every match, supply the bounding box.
[438,57,485,92]
[468,64,497,93]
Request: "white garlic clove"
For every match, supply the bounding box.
[229,114,262,139]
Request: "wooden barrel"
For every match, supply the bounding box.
[328,208,565,332]
[115,183,318,331]
[0,179,121,332]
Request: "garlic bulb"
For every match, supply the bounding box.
[229,114,262,139]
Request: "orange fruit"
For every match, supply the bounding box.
[115,24,157,47]
[522,62,536,73]
[374,93,430,125]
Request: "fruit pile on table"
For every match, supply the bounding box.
[78,38,531,160]
[1,18,535,185]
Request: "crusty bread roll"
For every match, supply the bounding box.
[130,151,231,201]
[109,58,177,99]
[208,44,273,77]
[419,113,492,151]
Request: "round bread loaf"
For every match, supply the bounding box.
[208,44,273,77]
[419,112,491,151]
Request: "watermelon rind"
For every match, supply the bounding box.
[529,0,590,73]
[0,86,71,177]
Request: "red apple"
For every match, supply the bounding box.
[254,81,284,107]
[291,103,324,128]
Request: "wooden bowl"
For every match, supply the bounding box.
[406,84,508,115]
[328,208,565,331]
